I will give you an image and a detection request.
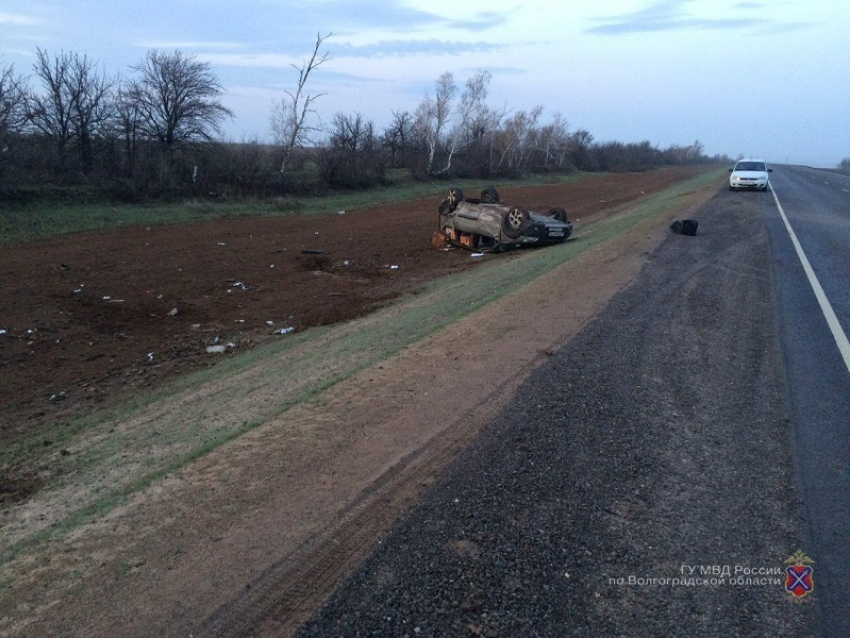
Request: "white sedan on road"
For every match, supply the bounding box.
[729,159,772,191]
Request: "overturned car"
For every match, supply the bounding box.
[437,187,573,252]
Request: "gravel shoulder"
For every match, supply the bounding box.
[297,189,820,636]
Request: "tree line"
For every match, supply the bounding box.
[0,39,729,203]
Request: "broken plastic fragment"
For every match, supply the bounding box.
[278,327,295,335]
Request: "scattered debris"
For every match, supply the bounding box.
[49,391,67,402]
[168,307,179,317]
[338,210,346,215]
[266,320,275,326]
[670,219,699,236]
[217,242,226,246]
[301,249,323,255]
[146,352,155,364]
[278,326,295,335]
[235,319,246,323]
[471,253,485,258]
[205,345,227,354]
[102,296,111,301]
[390,265,399,270]
[0,329,6,336]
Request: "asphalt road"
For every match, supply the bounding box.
[765,165,850,638]
[295,181,827,637]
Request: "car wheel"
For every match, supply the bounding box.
[503,206,528,238]
[446,186,464,211]
[548,207,568,223]
[481,187,499,203]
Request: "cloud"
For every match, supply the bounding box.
[140,41,243,51]
[445,10,511,32]
[0,13,38,26]
[199,39,505,69]
[586,0,762,34]
[333,39,506,57]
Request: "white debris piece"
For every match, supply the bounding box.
[471,253,485,258]
[390,265,399,270]
[146,352,155,363]
[205,345,227,354]
[278,327,295,335]
[168,307,179,317]
[338,210,346,215]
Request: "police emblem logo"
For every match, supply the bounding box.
[784,550,815,601]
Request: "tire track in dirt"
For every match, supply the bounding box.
[200,373,517,637]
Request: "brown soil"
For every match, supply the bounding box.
[0,168,719,637]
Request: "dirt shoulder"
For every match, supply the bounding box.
[0,169,721,637]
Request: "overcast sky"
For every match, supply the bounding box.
[2,0,848,167]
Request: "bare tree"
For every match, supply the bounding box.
[270,32,332,176]
[382,109,416,167]
[26,49,76,172]
[0,63,28,181]
[414,71,456,176]
[26,50,118,175]
[570,128,594,170]
[319,112,383,187]
[113,83,143,177]
[67,53,115,173]
[0,63,27,143]
[128,50,233,153]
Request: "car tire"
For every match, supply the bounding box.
[481,187,499,203]
[548,207,568,223]
[503,206,528,238]
[446,186,464,211]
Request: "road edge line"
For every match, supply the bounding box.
[770,186,850,375]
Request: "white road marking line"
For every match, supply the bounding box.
[771,187,850,375]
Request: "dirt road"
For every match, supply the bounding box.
[0,168,721,637]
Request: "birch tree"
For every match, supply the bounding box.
[270,32,332,176]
